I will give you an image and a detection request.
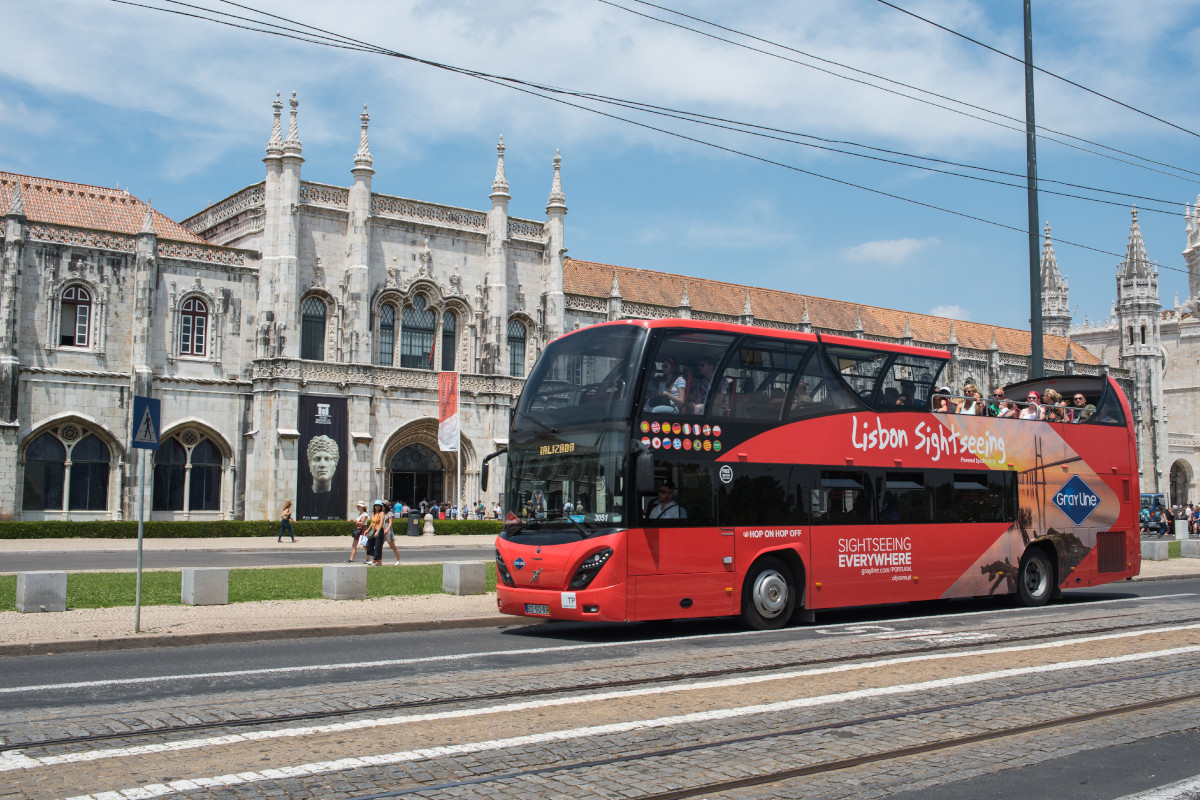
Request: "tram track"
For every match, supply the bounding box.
[345,668,1200,799]
[5,611,1198,754]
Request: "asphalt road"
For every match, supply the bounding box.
[0,545,495,572]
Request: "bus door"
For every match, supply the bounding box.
[626,462,736,619]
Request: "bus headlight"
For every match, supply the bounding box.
[569,547,613,589]
[495,550,515,587]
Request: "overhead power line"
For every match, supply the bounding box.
[605,0,1200,182]
[109,0,1191,273]
[873,0,1200,141]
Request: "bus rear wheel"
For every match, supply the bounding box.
[740,557,795,630]
[1016,548,1055,607]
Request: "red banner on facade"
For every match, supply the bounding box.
[438,372,459,452]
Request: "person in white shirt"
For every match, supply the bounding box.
[646,480,686,520]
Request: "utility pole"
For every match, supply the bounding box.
[1024,0,1044,378]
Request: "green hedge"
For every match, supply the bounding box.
[0,519,502,539]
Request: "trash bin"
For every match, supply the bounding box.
[407,511,422,536]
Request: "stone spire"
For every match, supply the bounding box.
[1120,207,1154,281]
[799,297,811,332]
[1041,222,1071,337]
[283,91,302,155]
[547,149,566,209]
[265,92,284,157]
[853,307,864,338]
[679,280,690,308]
[948,321,958,345]
[740,290,754,326]
[901,314,914,346]
[354,104,373,170]
[610,270,621,297]
[491,135,510,198]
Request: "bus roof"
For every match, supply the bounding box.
[556,317,952,361]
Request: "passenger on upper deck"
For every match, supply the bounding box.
[898,381,917,407]
[932,386,952,413]
[955,381,982,415]
[1019,390,1043,420]
[687,357,730,415]
[986,386,1006,417]
[1070,392,1096,422]
[645,357,687,414]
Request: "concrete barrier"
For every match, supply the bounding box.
[1182,540,1200,559]
[443,561,486,595]
[182,568,228,606]
[16,571,67,613]
[1176,520,1190,540]
[1141,540,1170,562]
[323,564,367,600]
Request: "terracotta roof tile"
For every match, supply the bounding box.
[0,172,209,244]
[564,259,1097,365]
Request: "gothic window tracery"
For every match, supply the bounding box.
[180,296,209,357]
[401,295,436,370]
[508,318,527,378]
[152,430,224,513]
[59,285,91,347]
[378,303,396,366]
[301,295,327,361]
[441,310,457,371]
[22,425,111,512]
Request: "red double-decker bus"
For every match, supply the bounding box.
[488,319,1140,629]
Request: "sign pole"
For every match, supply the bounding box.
[130,394,160,634]
[135,448,145,633]
[456,372,462,514]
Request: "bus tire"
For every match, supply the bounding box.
[740,557,795,630]
[1016,548,1055,607]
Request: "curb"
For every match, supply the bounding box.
[0,615,517,658]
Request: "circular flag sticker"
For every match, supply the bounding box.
[703,424,712,436]
[641,436,651,447]
[652,437,661,449]
[663,438,673,450]
[712,425,722,437]
[694,439,702,451]
[683,423,691,435]
[683,439,692,450]
[703,440,712,451]
[672,423,682,435]
[641,421,650,433]
[713,440,722,452]
[651,421,661,434]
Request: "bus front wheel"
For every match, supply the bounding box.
[740,557,796,630]
[1016,548,1055,607]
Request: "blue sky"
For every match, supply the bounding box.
[4,0,1200,332]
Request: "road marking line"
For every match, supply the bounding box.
[11,623,1200,774]
[57,642,1200,800]
[1115,775,1200,800]
[2,593,1178,695]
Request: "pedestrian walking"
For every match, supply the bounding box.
[347,500,369,562]
[278,500,295,542]
[382,501,404,564]
[367,500,386,565]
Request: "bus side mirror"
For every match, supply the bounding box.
[636,450,655,495]
[481,463,489,492]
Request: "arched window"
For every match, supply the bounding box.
[59,285,91,347]
[152,439,187,511]
[22,433,65,511]
[68,434,109,511]
[378,304,396,366]
[401,296,436,369]
[441,311,457,371]
[189,438,222,511]
[508,319,527,377]
[180,297,209,356]
[301,296,326,361]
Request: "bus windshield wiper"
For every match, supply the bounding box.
[562,514,589,538]
[514,410,558,434]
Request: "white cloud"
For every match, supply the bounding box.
[843,237,939,264]
[930,304,970,321]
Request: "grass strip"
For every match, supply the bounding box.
[0,564,497,612]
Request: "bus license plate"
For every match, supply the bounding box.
[525,603,550,615]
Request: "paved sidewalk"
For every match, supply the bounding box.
[1,537,1196,657]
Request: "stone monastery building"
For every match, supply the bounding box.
[0,93,1192,522]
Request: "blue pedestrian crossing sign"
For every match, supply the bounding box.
[131,396,161,451]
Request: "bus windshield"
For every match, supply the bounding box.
[517,325,647,428]
[505,428,628,535]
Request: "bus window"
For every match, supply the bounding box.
[931,471,1016,523]
[717,464,805,525]
[786,348,857,421]
[641,461,716,526]
[1091,384,1128,426]
[824,345,892,405]
[876,354,946,410]
[720,339,811,422]
[642,332,737,417]
[812,470,874,525]
[877,471,932,524]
